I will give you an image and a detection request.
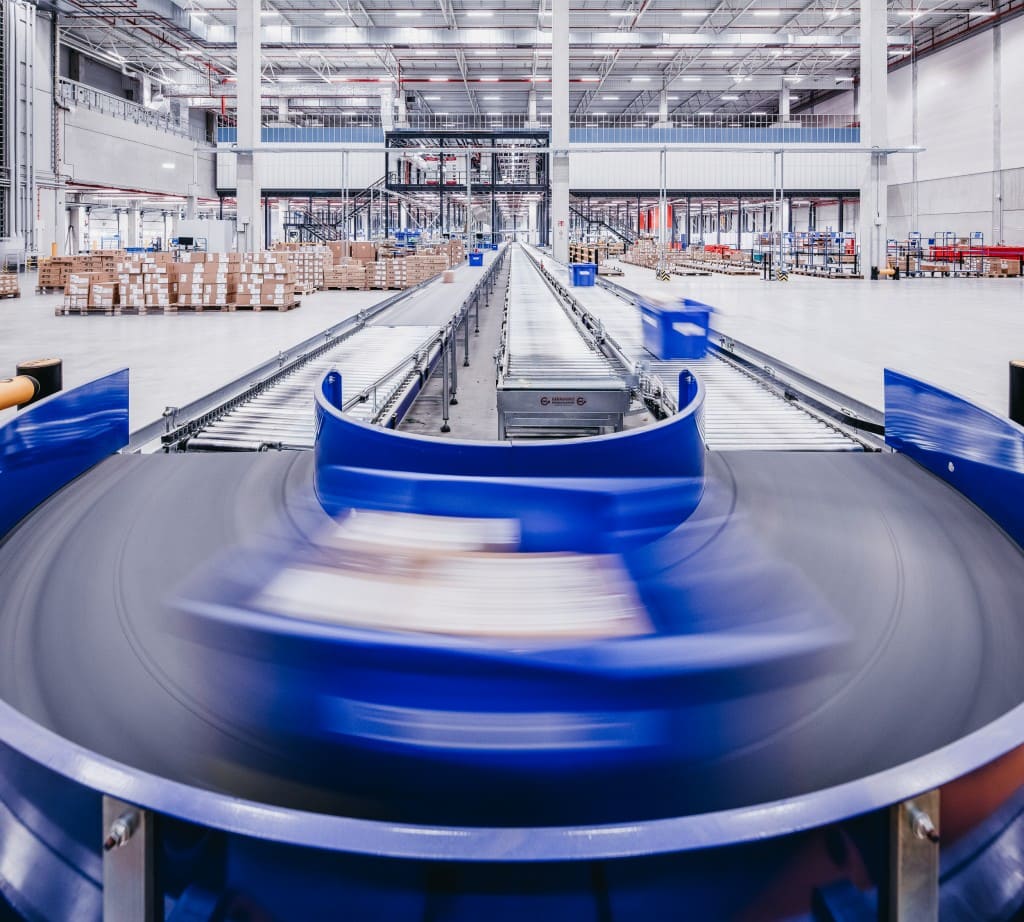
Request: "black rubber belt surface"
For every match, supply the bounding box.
[1,450,1023,824]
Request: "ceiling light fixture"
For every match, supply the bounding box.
[682,75,702,81]
[602,95,620,99]
[721,94,739,100]
[480,76,500,81]
[428,76,449,82]
[752,9,781,15]
[466,10,493,16]
[395,10,422,17]
[710,49,734,55]
[631,75,651,81]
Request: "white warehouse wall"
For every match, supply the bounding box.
[61,108,217,198]
[215,146,385,193]
[887,13,1024,241]
[569,147,864,192]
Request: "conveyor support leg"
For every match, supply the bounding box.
[886,790,939,921]
[102,796,156,922]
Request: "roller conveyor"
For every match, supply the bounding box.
[186,326,441,450]
[497,245,629,437]
[523,245,862,451]
[176,250,499,451]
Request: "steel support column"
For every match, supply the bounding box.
[235,0,262,252]
[550,0,569,263]
[859,0,888,278]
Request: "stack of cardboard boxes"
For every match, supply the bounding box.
[114,253,173,311]
[40,252,126,291]
[367,260,395,290]
[38,257,76,290]
[0,272,21,298]
[324,260,369,290]
[406,254,448,286]
[274,244,332,293]
[61,273,94,312]
[444,240,466,266]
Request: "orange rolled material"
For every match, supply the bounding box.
[0,376,39,411]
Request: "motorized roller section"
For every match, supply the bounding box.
[496,244,629,438]
[522,245,868,451]
[158,249,503,452]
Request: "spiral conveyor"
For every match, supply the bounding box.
[1,241,1024,922]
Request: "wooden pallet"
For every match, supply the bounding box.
[791,268,864,280]
[174,304,236,312]
[37,285,66,293]
[324,284,368,291]
[233,300,301,311]
[0,291,20,299]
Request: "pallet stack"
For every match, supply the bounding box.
[39,252,126,292]
[407,254,448,285]
[0,272,21,298]
[324,260,369,290]
[274,244,332,293]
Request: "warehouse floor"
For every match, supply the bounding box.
[0,281,393,429]
[3,262,1023,434]
[610,261,1024,415]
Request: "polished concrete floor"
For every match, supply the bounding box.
[609,261,1024,415]
[0,280,392,429]
[3,264,1022,433]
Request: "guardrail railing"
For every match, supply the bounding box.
[58,78,209,143]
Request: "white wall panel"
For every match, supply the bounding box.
[62,108,217,197]
[805,90,856,116]
[34,14,54,179]
[1000,15,1024,171]
[569,147,862,191]
[887,66,914,186]
[916,29,994,181]
[216,146,383,191]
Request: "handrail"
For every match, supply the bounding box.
[57,78,209,143]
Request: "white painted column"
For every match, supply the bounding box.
[397,88,408,128]
[186,195,198,220]
[68,205,85,255]
[859,0,888,278]
[779,83,791,123]
[657,88,669,127]
[551,0,569,263]
[54,187,68,256]
[126,205,140,247]
[380,85,395,131]
[528,88,538,127]
[236,0,262,252]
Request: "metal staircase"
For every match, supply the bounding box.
[569,206,637,245]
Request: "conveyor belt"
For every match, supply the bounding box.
[497,245,629,437]
[181,251,497,451]
[186,326,440,450]
[502,245,622,385]
[523,245,860,451]
[2,450,1024,827]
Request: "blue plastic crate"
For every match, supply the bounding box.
[570,262,596,287]
[640,298,713,360]
[469,251,484,266]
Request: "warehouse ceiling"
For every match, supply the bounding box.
[51,0,1012,122]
